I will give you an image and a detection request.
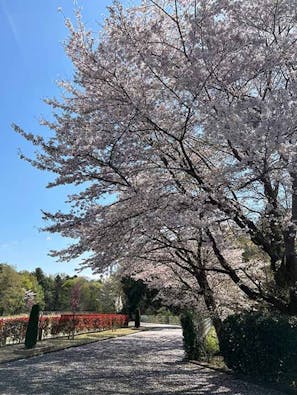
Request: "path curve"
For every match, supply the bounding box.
[0,325,283,394]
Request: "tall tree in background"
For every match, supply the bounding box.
[15,0,297,316]
[0,264,25,315]
[121,277,160,320]
[53,274,63,311]
[0,264,44,315]
[20,270,44,308]
[34,267,55,310]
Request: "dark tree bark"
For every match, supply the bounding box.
[194,269,222,338]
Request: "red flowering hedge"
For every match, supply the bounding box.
[0,316,28,345]
[50,313,128,339]
[0,313,128,345]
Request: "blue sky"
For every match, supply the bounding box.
[0,0,128,277]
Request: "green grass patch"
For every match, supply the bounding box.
[75,328,137,340]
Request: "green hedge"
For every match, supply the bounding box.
[180,311,203,360]
[220,312,297,387]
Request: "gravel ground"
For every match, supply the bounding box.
[0,325,284,394]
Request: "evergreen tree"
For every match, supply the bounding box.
[121,277,160,326]
[34,268,54,311]
[25,304,40,349]
[53,275,63,311]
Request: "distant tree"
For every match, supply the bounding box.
[0,264,128,315]
[95,276,123,313]
[0,264,44,315]
[34,267,46,286]
[77,280,103,312]
[34,268,55,311]
[58,277,83,311]
[53,274,64,311]
[121,277,160,324]
[20,271,44,309]
[0,264,24,315]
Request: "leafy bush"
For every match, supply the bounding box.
[204,326,220,357]
[52,313,128,337]
[0,313,129,345]
[0,317,28,345]
[220,312,297,387]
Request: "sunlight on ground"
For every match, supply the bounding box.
[0,327,139,364]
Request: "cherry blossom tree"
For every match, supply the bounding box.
[117,215,275,335]
[15,0,297,315]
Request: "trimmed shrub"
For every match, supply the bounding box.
[180,310,204,360]
[0,313,129,345]
[56,313,128,337]
[220,312,297,387]
[25,304,40,349]
[204,326,220,358]
[0,317,28,345]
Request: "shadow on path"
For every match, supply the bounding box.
[0,326,283,395]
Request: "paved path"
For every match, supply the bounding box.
[0,325,283,394]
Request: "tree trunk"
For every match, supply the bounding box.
[282,174,297,314]
[195,270,223,339]
[134,307,141,328]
